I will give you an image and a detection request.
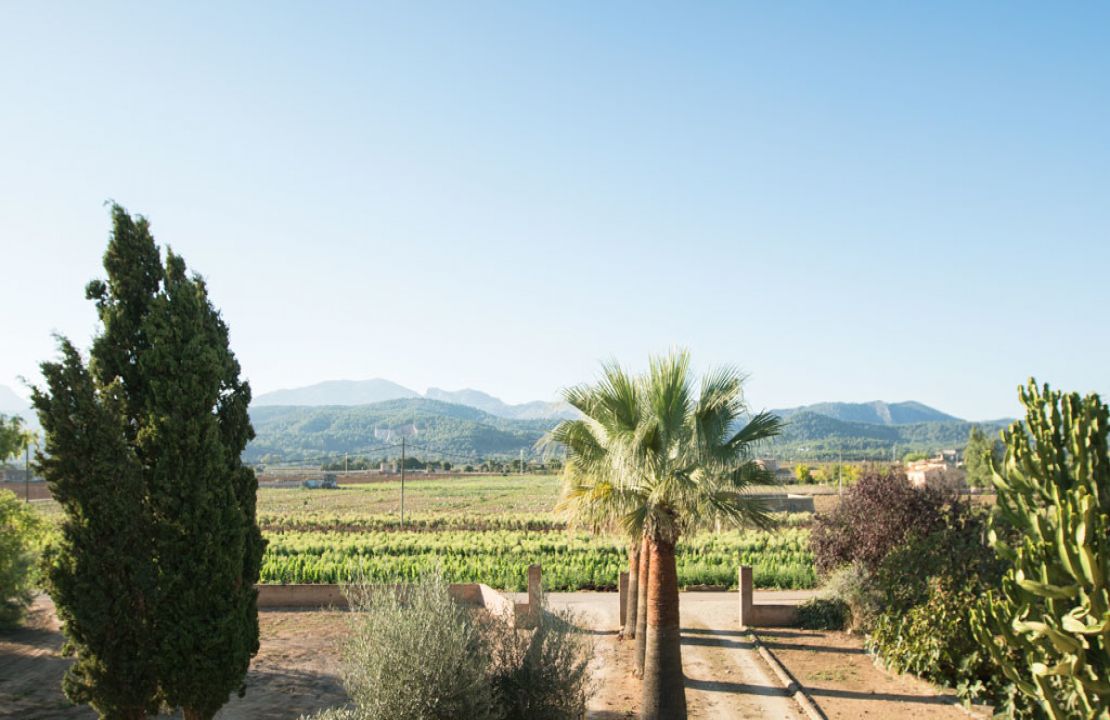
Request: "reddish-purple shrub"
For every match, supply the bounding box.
[810,470,957,575]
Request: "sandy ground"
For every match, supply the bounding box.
[2,591,982,719]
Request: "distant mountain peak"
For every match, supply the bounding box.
[252,379,577,421]
[253,378,419,407]
[770,400,960,426]
[0,384,32,416]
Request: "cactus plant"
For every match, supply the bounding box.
[971,380,1110,719]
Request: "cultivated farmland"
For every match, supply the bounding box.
[31,474,817,591]
[251,474,817,591]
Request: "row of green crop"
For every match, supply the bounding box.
[258,511,814,534]
[258,527,816,591]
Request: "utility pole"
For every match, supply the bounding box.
[519,448,524,476]
[25,440,30,503]
[344,452,348,474]
[838,450,843,497]
[406,432,410,528]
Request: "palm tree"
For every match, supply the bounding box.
[551,363,649,643]
[554,351,782,720]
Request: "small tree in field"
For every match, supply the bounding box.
[971,381,1109,719]
[33,205,264,720]
[964,425,1003,488]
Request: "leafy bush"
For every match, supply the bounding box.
[340,575,500,720]
[0,489,43,628]
[810,469,956,574]
[484,603,594,720]
[872,505,1003,613]
[796,597,848,630]
[821,562,883,632]
[869,577,1002,701]
[310,575,594,720]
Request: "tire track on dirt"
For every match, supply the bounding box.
[680,604,803,720]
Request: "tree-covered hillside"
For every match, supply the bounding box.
[768,410,1008,460]
[770,400,959,426]
[246,398,556,464]
[245,397,1010,465]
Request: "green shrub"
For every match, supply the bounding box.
[310,575,594,720]
[0,489,43,629]
[872,506,1002,615]
[868,577,1001,701]
[340,575,500,720]
[861,505,1021,707]
[822,562,882,633]
[795,597,848,630]
[484,602,594,720]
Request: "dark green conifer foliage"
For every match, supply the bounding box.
[33,340,158,720]
[33,205,264,720]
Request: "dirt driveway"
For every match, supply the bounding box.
[3,591,980,719]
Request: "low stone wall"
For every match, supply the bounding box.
[257,584,349,608]
[738,566,800,627]
[257,582,490,610]
[255,565,540,626]
[0,481,50,500]
[754,494,816,513]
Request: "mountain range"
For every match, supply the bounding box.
[2,379,1010,464]
[0,385,38,430]
[246,398,554,465]
[769,400,959,426]
[253,379,577,421]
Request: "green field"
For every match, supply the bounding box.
[34,474,819,591]
[254,475,816,590]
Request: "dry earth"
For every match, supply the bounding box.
[3,592,983,719]
[756,627,991,719]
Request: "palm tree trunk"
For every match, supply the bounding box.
[625,541,640,638]
[634,533,650,675]
[641,535,686,720]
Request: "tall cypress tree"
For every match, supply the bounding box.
[33,205,264,720]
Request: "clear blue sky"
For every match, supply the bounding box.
[2,2,1107,420]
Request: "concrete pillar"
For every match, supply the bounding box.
[527,564,542,610]
[618,571,629,628]
[514,564,543,628]
[739,566,754,628]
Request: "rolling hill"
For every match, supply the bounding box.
[767,410,1010,461]
[245,380,1011,465]
[425,387,577,421]
[253,379,576,421]
[246,398,557,464]
[253,379,419,407]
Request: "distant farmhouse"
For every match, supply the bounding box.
[905,449,963,488]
